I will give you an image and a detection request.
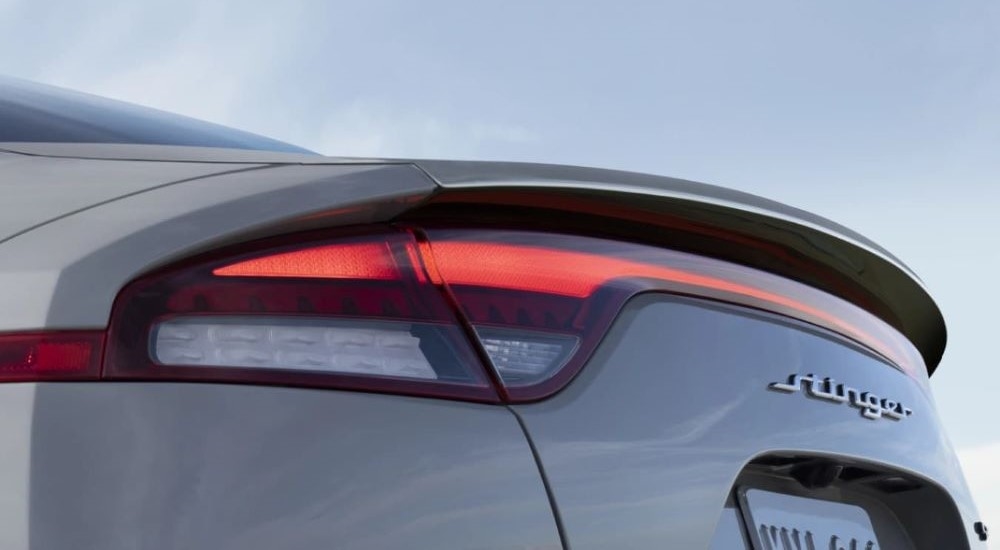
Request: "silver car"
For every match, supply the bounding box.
[0,76,984,549]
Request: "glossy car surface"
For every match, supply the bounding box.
[0,76,983,549]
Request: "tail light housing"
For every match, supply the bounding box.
[0,225,924,401]
[105,229,498,402]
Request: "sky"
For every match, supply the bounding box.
[2,0,999,541]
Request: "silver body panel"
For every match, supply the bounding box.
[5,383,561,550]
[0,151,261,242]
[514,295,975,548]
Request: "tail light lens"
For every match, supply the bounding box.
[0,225,922,401]
[151,317,440,380]
[105,230,498,402]
[421,229,923,400]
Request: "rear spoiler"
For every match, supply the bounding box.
[407,160,946,375]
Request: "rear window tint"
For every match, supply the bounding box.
[0,77,313,154]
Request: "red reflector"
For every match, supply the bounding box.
[0,332,103,380]
[213,242,401,280]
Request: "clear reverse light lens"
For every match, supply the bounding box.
[153,316,438,380]
[474,326,578,387]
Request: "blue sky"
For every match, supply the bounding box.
[3,0,999,537]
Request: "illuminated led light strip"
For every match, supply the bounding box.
[425,241,917,374]
[207,233,920,377]
[213,242,400,280]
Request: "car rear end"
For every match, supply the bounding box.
[401,165,980,549]
[0,79,984,548]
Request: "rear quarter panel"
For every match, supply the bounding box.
[15,383,562,550]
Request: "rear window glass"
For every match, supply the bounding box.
[0,77,314,154]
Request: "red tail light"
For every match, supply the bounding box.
[213,242,401,280]
[0,332,103,381]
[0,226,922,401]
[105,230,498,402]
[418,229,923,400]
